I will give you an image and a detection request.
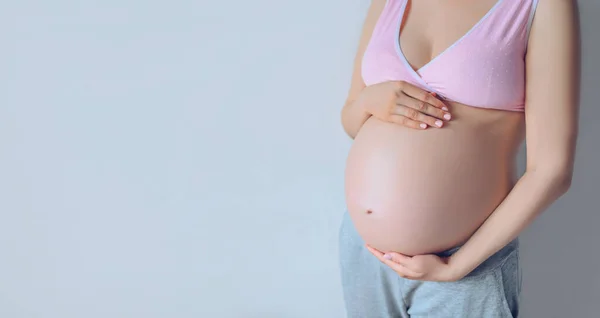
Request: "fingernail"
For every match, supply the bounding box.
[383,254,392,260]
[444,113,451,120]
[420,123,427,129]
[435,120,443,127]
[442,106,449,111]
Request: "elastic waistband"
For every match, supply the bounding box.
[445,238,519,278]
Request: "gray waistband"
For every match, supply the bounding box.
[453,239,520,277]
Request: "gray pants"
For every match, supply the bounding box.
[339,211,522,318]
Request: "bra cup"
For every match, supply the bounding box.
[359,0,536,112]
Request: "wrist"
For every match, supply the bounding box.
[352,95,373,126]
[447,254,470,280]
[353,93,370,115]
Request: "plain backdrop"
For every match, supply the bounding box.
[2,0,598,317]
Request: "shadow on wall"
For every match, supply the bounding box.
[520,2,600,317]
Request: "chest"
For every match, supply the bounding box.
[360,0,531,110]
[399,0,501,69]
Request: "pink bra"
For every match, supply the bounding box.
[361,0,539,112]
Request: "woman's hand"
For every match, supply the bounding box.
[357,81,452,129]
[366,244,466,282]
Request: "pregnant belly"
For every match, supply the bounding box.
[345,116,520,256]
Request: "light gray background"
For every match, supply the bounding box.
[2,1,597,317]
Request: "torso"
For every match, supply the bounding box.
[344,0,537,255]
[346,102,525,255]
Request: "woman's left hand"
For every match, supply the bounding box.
[366,245,466,282]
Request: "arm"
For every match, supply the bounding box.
[341,0,450,138]
[448,0,581,277]
[340,0,385,139]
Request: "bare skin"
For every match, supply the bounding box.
[346,103,525,255]
[341,0,579,280]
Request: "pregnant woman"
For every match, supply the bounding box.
[339,0,579,317]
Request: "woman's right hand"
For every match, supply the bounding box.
[357,81,452,129]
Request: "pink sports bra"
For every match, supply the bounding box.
[362,0,539,112]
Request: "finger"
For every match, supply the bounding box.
[388,114,428,130]
[377,255,423,279]
[366,246,423,279]
[385,253,425,275]
[384,252,413,267]
[365,244,384,254]
[397,93,451,122]
[365,244,385,257]
[393,104,445,128]
[398,81,448,110]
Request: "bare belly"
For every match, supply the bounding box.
[344,103,525,256]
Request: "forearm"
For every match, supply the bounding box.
[341,97,371,139]
[449,167,572,277]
